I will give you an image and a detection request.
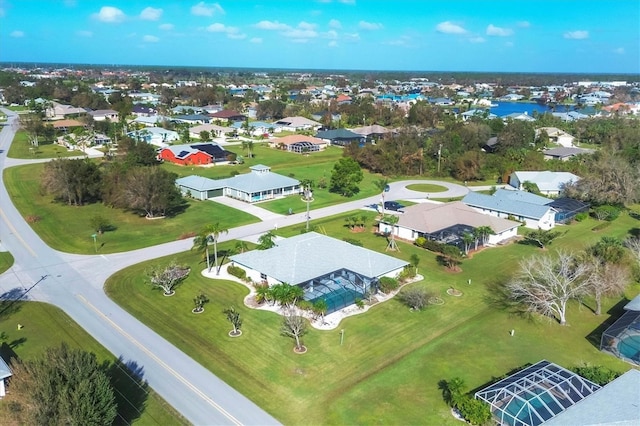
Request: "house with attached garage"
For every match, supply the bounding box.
[269,134,328,153]
[272,116,322,133]
[462,189,557,230]
[535,127,576,147]
[378,201,521,249]
[128,127,179,148]
[508,171,580,196]
[229,232,408,314]
[175,164,301,203]
[542,147,593,161]
[316,128,365,146]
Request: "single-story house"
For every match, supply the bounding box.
[176,164,300,203]
[273,116,322,133]
[0,355,11,397]
[171,114,211,125]
[310,111,342,123]
[132,104,157,116]
[461,109,498,121]
[269,135,328,153]
[189,123,234,139]
[88,109,118,121]
[551,111,590,122]
[379,202,520,249]
[462,189,557,230]
[209,109,246,123]
[159,142,233,166]
[50,119,86,132]
[502,112,536,122]
[509,171,580,196]
[535,127,576,147]
[46,102,87,120]
[127,127,179,148]
[316,128,365,146]
[482,136,499,153]
[350,124,392,141]
[542,147,593,161]
[230,232,409,314]
[475,359,640,426]
[230,120,273,137]
[131,115,169,127]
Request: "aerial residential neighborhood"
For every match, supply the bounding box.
[0,1,639,425]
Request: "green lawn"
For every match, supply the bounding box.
[105,210,638,424]
[406,183,449,192]
[0,302,188,425]
[0,251,14,274]
[8,130,84,159]
[3,163,258,253]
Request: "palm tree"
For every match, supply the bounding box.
[257,231,276,250]
[462,232,474,255]
[192,223,228,274]
[474,226,494,248]
[383,214,400,251]
[234,240,249,254]
[373,178,390,217]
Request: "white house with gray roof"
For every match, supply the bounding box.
[380,202,520,247]
[0,355,11,397]
[509,171,580,196]
[463,189,556,230]
[230,232,408,313]
[175,164,300,203]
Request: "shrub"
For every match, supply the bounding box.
[457,397,492,425]
[342,237,363,246]
[25,215,41,223]
[415,237,445,253]
[227,265,247,280]
[592,222,611,232]
[354,298,364,309]
[399,287,431,310]
[378,277,399,293]
[178,231,197,240]
[90,214,110,233]
[572,364,620,386]
[574,212,588,222]
[297,300,313,312]
[398,265,417,281]
[591,205,621,221]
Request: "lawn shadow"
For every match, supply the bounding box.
[585,298,628,350]
[0,341,19,366]
[108,357,149,424]
[0,288,28,320]
[483,278,532,320]
[628,228,640,238]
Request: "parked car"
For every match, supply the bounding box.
[384,201,405,211]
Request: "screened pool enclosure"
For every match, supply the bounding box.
[475,360,601,426]
[600,308,640,365]
[300,268,375,314]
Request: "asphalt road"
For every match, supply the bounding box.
[0,108,470,424]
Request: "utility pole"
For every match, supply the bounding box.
[305,185,311,232]
[437,144,442,173]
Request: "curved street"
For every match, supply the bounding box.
[0,108,471,424]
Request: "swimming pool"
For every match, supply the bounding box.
[501,389,560,426]
[618,334,640,362]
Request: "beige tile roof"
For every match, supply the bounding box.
[397,201,520,234]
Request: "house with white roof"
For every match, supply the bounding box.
[272,116,322,133]
[462,189,557,230]
[189,123,234,139]
[509,171,580,196]
[175,164,301,203]
[536,127,576,147]
[127,127,179,148]
[230,232,408,313]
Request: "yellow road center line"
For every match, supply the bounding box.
[0,204,37,257]
[77,294,243,426]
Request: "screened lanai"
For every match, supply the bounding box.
[300,268,374,314]
[600,301,640,365]
[475,360,601,426]
[289,141,320,154]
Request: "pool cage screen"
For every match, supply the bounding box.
[600,309,640,365]
[474,360,601,426]
[301,268,375,314]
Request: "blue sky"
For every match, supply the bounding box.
[1,0,638,73]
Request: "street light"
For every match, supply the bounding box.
[305,185,312,232]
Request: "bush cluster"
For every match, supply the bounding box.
[378,277,399,293]
[591,205,621,221]
[415,237,446,253]
[227,265,247,280]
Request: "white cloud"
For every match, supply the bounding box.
[92,6,126,23]
[469,36,485,43]
[140,7,162,21]
[298,21,317,31]
[359,21,382,30]
[328,40,338,47]
[76,30,93,37]
[328,19,341,29]
[206,23,245,39]
[159,23,174,31]
[564,30,588,39]
[436,21,466,34]
[250,37,262,43]
[325,29,338,39]
[228,33,246,40]
[10,30,24,38]
[343,32,360,42]
[517,21,530,28]
[486,24,513,37]
[283,28,318,39]
[143,34,159,42]
[255,20,290,30]
[613,47,625,54]
[384,36,411,46]
[206,23,226,32]
[191,2,224,17]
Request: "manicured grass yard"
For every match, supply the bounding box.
[8,130,83,159]
[3,163,258,253]
[406,183,448,192]
[0,251,14,274]
[0,302,188,425]
[105,211,638,424]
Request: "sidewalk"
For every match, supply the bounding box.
[210,196,284,221]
